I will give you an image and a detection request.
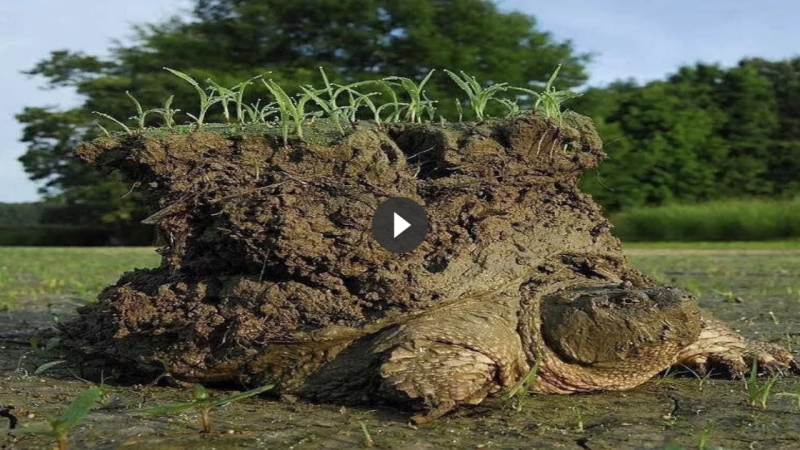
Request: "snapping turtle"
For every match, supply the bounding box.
[63,113,798,422]
[269,282,797,422]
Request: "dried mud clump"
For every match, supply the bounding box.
[62,112,645,382]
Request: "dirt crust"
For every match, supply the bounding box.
[62,112,646,382]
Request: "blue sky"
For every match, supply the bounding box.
[2,0,799,202]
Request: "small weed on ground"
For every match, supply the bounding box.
[359,421,375,448]
[143,383,274,434]
[14,386,103,450]
[745,360,777,409]
[502,360,541,412]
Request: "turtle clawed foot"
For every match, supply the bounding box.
[675,315,799,380]
[679,352,746,379]
[743,341,800,377]
[678,339,798,380]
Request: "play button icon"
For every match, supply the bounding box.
[372,197,429,253]
[393,213,411,238]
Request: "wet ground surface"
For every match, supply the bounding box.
[2,248,800,449]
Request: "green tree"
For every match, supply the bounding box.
[713,63,779,195]
[579,61,787,211]
[579,76,727,210]
[17,0,591,239]
[742,57,800,194]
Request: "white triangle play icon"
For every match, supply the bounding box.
[393,212,411,238]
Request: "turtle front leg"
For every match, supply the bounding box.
[379,339,500,422]
[674,314,799,377]
[373,290,529,423]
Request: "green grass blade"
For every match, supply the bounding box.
[92,112,131,134]
[164,68,208,106]
[207,384,275,408]
[56,386,103,429]
[142,402,198,414]
[34,360,66,375]
[319,66,334,96]
[418,69,436,91]
[465,72,482,92]
[444,70,475,97]
[545,64,563,91]
[125,91,145,128]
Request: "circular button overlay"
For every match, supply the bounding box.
[371,197,429,253]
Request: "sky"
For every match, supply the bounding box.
[2,0,799,203]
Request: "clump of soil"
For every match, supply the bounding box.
[63,112,644,383]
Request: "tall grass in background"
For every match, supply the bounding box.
[612,197,800,242]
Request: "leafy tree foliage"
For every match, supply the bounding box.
[745,57,800,193]
[579,58,798,211]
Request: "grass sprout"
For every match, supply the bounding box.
[242,99,279,124]
[572,405,584,432]
[33,360,66,375]
[206,74,265,124]
[299,68,376,133]
[262,79,317,144]
[16,386,104,450]
[205,79,238,124]
[502,360,541,412]
[149,95,179,129]
[359,421,374,448]
[497,98,523,117]
[144,383,274,434]
[92,112,131,134]
[345,89,385,125]
[512,64,581,124]
[383,69,436,123]
[124,91,155,130]
[164,68,220,128]
[302,68,385,130]
[697,426,713,450]
[374,81,409,123]
[745,359,777,409]
[340,84,392,124]
[444,70,509,120]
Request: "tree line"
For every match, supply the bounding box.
[8,0,800,244]
[576,59,800,211]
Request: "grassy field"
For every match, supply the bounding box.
[0,247,160,310]
[612,197,800,242]
[2,244,800,449]
[623,240,800,250]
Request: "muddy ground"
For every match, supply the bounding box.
[2,248,799,450]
